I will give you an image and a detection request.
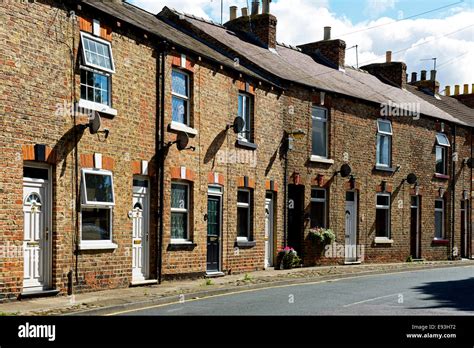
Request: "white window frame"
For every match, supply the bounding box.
[434,199,445,240]
[171,182,191,244]
[311,106,328,159]
[376,119,393,168]
[79,169,116,250]
[375,193,391,239]
[237,189,251,241]
[171,69,190,126]
[81,169,115,206]
[80,32,116,74]
[79,65,112,108]
[238,93,253,143]
[310,187,327,228]
[435,133,450,175]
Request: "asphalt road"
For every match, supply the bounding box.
[115,265,474,316]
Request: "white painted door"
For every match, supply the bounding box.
[345,192,357,263]
[23,180,50,292]
[132,179,149,282]
[264,195,274,269]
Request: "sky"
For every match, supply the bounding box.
[128,0,474,93]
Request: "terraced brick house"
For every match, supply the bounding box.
[0,0,472,302]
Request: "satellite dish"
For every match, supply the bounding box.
[89,111,101,135]
[406,173,418,185]
[176,132,190,151]
[231,117,245,134]
[340,164,352,178]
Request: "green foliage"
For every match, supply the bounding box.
[309,228,336,245]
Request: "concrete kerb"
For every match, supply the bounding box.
[69,261,474,316]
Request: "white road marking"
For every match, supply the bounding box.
[343,293,400,307]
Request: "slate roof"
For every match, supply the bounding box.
[80,0,278,87]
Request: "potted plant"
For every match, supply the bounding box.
[309,227,336,246]
[276,247,301,270]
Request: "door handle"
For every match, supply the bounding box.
[45,227,49,241]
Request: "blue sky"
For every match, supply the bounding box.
[129,0,474,91]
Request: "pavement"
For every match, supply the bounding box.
[1,259,473,316]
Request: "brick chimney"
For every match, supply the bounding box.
[224,1,277,49]
[361,51,407,88]
[297,27,346,70]
[447,83,474,108]
[409,69,440,95]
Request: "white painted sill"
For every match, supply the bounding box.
[310,156,335,165]
[169,121,198,135]
[78,242,118,250]
[78,99,117,117]
[374,237,394,245]
[236,237,249,242]
[170,239,194,245]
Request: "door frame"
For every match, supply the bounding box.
[207,185,223,273]
[132,176,150,281]
[344,190,358,263]
[265,192,275,269]
[410,195,421,259]
[23,162,53,292]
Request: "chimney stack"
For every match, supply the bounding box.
[251,0,259,16]
[230,6,237,20]
[420,70,427,81]
[225,3,278,49]
[360,50,407,88]
[411,72,417,83]
[409,69,439,95]
[297,27,346,70]
[451,82,474,108]
[386,51,392,63]
[324,26,331,41]
[445,86,451,96]
[262,0,271,14]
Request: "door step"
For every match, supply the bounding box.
[130,279,158,287]
[20,289,60,299]
[205,272,225,278]
[412,259,425,262]
[344,261,362,265]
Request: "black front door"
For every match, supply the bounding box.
[410,196,421,259]
[288,185,305,256]
[207,196,221,272]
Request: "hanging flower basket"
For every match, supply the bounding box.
[309,227,336,246]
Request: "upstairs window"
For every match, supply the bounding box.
[434,199,445,239]
[312,107,328,158]
[80,32,115,107]
[435,133,450,175]
[376,120,392,167]
[172,70,190,125]
[238,93,253,142]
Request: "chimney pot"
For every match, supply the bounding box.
[251,1,259,15]
[386,51,392,63]
[454,85,460,95]
[472,84,474,94]
[463,84,469,94]
[241,7,248,16]
[420,70,427,81]
[230,6,237,20]
[324,26,331,41]
[262,0,271,14]
[445,86,451,96]
[411,72,417,83]
[430,70,437,81]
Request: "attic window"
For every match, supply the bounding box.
[80,32,115,74]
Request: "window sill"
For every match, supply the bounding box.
[235,140,258,150]
[310,156,334,165]
[373,165,396,173]
[374,237,394,245]
[235,239,256,248]
[432,239,449,245]
[78,99,117,117]
[170,239,194,245]
[78,242,118,250]
[168,121,198,136]
[434,173,450,180]
[167,241,197,251]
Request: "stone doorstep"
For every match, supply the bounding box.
[2,260,473,316]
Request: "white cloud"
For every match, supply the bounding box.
[365,0,397,18]
[129,0,474,90]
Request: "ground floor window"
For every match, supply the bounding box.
[434,199,444,239]
[171,182,190,242]
[310,188,326,228]
[376,193,391,238]
[237,189,252,240]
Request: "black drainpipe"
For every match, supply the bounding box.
[451,124,456,259]
[283,134,288,248]
[471,128,473,258]
[157,42,168,284]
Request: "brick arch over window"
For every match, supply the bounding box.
[170,167,196,182]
